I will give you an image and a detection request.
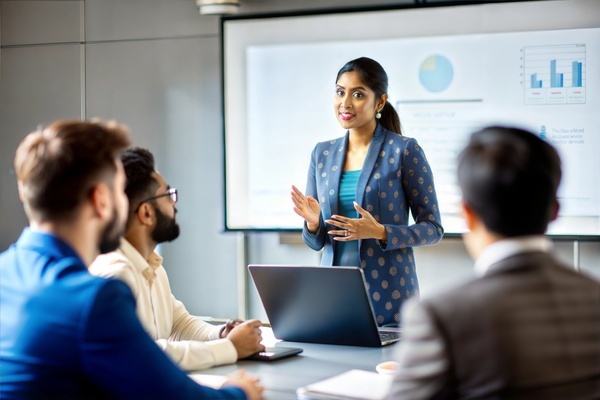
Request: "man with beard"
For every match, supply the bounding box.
[90,147,264,371]
[0,121,264,399]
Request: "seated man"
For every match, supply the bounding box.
[0,120,263,399]
[388,126,600,399]
[90,147,264,371]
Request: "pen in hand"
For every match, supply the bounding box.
[221,319,244,338]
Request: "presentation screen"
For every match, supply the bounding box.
[222,0,600,238]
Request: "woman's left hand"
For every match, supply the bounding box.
[325,201,386,241]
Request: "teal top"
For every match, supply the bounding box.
[333,170,361,267]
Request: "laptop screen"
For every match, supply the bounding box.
[248,265,395,347]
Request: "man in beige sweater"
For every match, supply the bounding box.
[90,147,264,371]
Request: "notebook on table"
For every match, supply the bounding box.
[248,265,401,347]
[296,369,393,400]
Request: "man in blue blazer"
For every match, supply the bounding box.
[388,126,600,399]
[0,120,263,399]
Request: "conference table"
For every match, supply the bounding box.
[194,327,398,400]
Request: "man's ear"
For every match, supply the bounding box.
[461,200,477,232]
[17,181,27,203]
[89,183,112,221]
[550,199,560,222]
[135,202,155,226]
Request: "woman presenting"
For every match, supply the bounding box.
[291,57,443,326]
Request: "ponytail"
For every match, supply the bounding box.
[379,101,402,135]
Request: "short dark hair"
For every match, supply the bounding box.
[120,147,159,223]
[457,126,562,237]
[336,57,402,135]
[14,120,131,222]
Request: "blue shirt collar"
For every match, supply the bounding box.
[16,227,85,268]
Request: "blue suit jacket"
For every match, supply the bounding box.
[302,124,443,325]
[0,229,244,400]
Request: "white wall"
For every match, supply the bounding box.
[1,0,599,322]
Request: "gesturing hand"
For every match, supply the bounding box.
[291,185,321,233]
[325,201,386,241]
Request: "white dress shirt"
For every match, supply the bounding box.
[89,239,237,371]
[387,236,553,399]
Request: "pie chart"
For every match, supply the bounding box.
[419,55,453,93]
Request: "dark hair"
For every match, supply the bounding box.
[120,147,159,223]
[336,57,402,135]
[457,126,562,237]
[14,120,130,222]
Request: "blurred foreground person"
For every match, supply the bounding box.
[388,126,600,400]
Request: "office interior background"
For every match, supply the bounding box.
[1,0,599,322]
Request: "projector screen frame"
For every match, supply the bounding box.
[220,0,600,240]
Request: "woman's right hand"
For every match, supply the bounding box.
[291,185,321,233]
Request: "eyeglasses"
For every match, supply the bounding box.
[135,188,178,212]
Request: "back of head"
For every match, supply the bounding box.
[336,57,402,135]
[457,126,562,237]
[14,120,131,223]
[120,147,159,225]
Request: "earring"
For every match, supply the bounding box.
[376,110,382,119]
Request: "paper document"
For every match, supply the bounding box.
[296,369,393,400]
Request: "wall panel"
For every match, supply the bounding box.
[0,44,82,250]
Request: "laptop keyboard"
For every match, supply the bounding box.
[379,331,401,342]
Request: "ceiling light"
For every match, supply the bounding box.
[196,0,240,15]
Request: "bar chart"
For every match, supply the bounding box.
[522,44,586,104]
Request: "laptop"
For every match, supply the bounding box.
[248,265,402,347]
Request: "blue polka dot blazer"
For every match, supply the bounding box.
[302,124,444,325]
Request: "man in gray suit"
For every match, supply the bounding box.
[388,126,600,399]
